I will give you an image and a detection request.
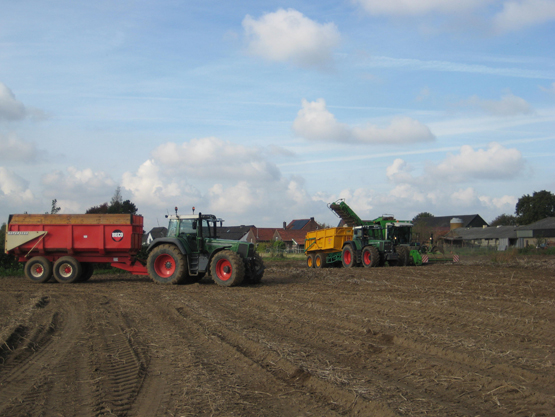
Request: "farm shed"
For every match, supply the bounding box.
[515,217,555,248]
[443,226,517,250]
[443,217,555,250]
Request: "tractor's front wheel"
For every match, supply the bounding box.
[147,244,187,284]
[211,250,245,287]
[244,253,264,285]
[362,246,380,268]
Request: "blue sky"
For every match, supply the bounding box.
[1,0,554,231]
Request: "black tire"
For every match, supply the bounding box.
[24,256,53,283]
[361,246,380,268]
[342,245,356,268]
[315,252,327,268]
[147,244,187,284]
[79,263,94,282]
[306,254,315,268]
[53,256,82,283]
[210,250,244,287]
[244,253,265,285]
[394,247,409,267]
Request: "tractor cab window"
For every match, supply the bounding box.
[201,219,213,238]
[168,220,178,237]
[390,226,411,244]
[178,219,196,236]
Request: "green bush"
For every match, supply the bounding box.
[0,252,24,276]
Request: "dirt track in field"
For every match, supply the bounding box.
[1,259,554,416]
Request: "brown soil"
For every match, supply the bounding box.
[1,259,554,416]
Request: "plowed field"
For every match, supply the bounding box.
[1,259,554,416]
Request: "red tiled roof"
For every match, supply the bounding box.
[274,229,307,245]
[250,227,278,241]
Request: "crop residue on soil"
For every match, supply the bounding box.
[1,260,554,416]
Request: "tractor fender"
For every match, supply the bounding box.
[147,238,188,255]
[343,240,361,251]
[206,246,233,265]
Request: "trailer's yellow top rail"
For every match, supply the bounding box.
[305,227,353,253]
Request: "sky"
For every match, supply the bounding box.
[1,0,554,232]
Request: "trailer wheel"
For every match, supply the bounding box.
[211,250,244,287]
[53,256,83,283]
[147,244,187,285]
[306,254,315,268]
[244,253,265,285]
[24,256,53,283]
[362,246,380,268]
[342,245,356,268]
[315,252,327,268]
[79,263,94,282]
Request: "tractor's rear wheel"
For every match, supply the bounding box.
[147,244,187,284]
[24,256,53,283]
[342,245,356,268]
[362,246,380,268]
[211,250,245,287]
[53,256,82,283]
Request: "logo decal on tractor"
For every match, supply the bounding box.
[112,230,124,242]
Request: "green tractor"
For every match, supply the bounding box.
[341,224,402,268]
[146,208,264,286]
[329,199,422,266]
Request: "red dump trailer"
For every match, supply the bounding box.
[5,214,148,283]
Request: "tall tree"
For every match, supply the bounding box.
[86,187,138,215]
[515,190,555,225]
[490,214,518,227]
[50,199,61,214]
[412,212,434,222]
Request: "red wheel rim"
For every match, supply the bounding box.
[32,265,44,277]
[154,254,176,277]
[343,250,351,265]
[59,263,74,278]
[216,258,232,281]
[363,251,371,265]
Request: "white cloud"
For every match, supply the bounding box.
[0,167,34,203]
[431,142,524,181]
[292,99,351,142]
[41,167,116,200]
[0,82,44,121]
[386,158,417,184]
[293,98,435,144]
[0,133,38,163]
[479,194,518,209]
[461,93,533,116]
[242,8,341,69]
[493,0,555,33]
[450,187,479,207]
[121,159,199,208]
[151,137,281,182]
[0,83,27,121]
[354,0,491,16]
